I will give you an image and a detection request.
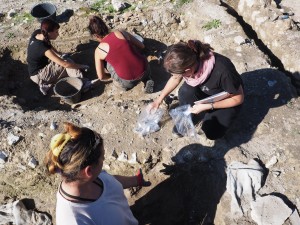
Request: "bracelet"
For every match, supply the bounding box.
[210,102,214,110]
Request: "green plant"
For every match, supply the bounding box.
[171,0,192,7]
[6,32,15,39]
[91,0,116,13]
[13,12,34,24]
[202,19,222,30]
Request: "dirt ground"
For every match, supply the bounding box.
[0,0,299,224]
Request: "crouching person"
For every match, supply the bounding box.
[27,19,89,95]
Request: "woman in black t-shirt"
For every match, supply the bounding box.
[27,19,89,95]
[150,40,244,140]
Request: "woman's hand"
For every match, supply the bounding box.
[99,73,111,81]
[136,169,151,187]
[148,99,162,112]
[190,103,211,114]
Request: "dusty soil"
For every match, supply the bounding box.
[0,0,299,224]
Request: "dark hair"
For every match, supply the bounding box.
[88,16,109,37]
[44,122,103,183]
[163,40,214,74]
[40,18,60,46]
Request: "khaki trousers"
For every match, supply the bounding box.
[30,59,83,86]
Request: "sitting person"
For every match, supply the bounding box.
[150,40,244,140]
[27,19,89,95]
[88,15,154,93]
[44,122,150,225]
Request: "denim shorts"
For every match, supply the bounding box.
[107,63,151,90]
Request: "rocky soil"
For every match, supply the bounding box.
[0,0,299,224]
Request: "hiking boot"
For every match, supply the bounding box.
[172,126,183,138]
[163,94,178,108]
[39,84,52,95]
[143,79,154,94]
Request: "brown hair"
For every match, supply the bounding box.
[40,18,60,46]
[88,16,109,38]
[44,122,103,183]
[163,40,214,74]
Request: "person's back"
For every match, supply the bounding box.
[88,16,154,93]
[56,171,138,225]
[103,32,146,80]
[27,29,51,76]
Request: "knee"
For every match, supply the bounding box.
[178,84,195,105]
[30,75,39,85]
[178,84,191,97]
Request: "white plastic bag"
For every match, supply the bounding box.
[134,106,165,136]
[169,104,197,137]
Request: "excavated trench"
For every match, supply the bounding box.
[220,0,300,95]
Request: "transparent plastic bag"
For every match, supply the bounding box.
[169,104,197,137]
[134,105,165,136]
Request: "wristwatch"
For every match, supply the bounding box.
[210,102,214,110]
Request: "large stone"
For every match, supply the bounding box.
[227,0,300,75]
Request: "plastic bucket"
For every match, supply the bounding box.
[54,77,83,104]
[31,3,57,22]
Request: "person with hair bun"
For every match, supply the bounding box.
[44,122,150,225]
[150,40,244,140]
[27,19,89,95]
[88,15,154,93]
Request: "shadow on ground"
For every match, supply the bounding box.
[143,38,169,93]
[0,41,101,111]
[225,68,296,149]
[132,144,226,225]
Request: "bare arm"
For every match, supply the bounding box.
[151,75,183,109]
[51,46,61,56]
[190,85,244,114]
[114,175,138,189]
[94,45,111,80]
[45,49,85,69]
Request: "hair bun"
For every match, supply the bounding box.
[187,40,197,52]
[63,122,81,139]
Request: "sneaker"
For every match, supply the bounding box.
[164,94,178,107]
[39,84,52,95]
[172,126,183,138]
[143,79,154,94]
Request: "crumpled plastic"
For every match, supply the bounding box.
[169,104,197,137]
[134,105,165,136]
